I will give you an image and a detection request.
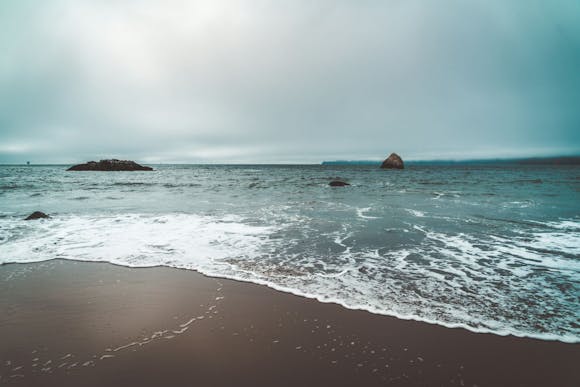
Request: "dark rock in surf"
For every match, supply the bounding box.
[67,159,153,171]
[329,180,350,187]
[25,211,50,220]
[380,153,404,169]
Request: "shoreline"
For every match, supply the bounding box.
[1,260,579,386]
[3,258,577,345]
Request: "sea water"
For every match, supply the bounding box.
[0,164,578,342]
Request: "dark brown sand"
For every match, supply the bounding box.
[0,260,578,387]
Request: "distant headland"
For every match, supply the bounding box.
[322,156,580,166]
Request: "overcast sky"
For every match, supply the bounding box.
[1,0,579,164]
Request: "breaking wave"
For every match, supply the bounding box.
[1,213,578,344]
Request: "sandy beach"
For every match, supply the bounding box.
[0,259,578,386]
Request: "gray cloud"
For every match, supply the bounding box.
[1,0,579,163]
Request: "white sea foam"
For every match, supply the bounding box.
[0,214,273,270]
[520,219,580,255]
[405,209,426,218]
[540,219,580,231]
[355,208,379,219]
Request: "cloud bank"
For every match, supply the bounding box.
[1,0,579,163]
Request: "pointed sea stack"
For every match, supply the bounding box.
[67,159,153,171]
[380,153,404,169]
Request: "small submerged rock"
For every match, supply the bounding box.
[67,159,153,171]
[329,180,350,187]
[380,153,404,169]
[25,211,50,220]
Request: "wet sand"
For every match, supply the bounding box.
[0,260,578,386]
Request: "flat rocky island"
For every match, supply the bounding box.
[67,159,153,171]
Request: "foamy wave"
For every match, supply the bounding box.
[0,214,274,270]
[521,219,580,255]
[355,207,379,219]
[405,209,426,217]
[1,214,578,344]
[540,219,580,231]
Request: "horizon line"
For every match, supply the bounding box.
[1,154,579,166]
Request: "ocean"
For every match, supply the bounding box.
[0,164,578,343]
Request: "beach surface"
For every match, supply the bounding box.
[1,260,578,387]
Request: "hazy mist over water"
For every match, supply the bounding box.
[1,164,579,342]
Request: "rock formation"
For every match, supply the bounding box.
[67,159,153,171]
[380,153,404,169]
[329,180,350,187]
[25,211,50,220]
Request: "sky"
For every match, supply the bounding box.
[0,0,579,164]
